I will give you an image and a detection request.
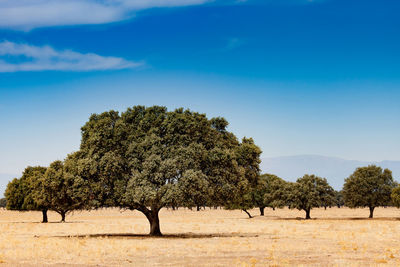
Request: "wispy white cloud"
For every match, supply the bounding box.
[0,41,140,72]
[0,0,211,31]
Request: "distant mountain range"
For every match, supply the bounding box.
[261,155,400,190]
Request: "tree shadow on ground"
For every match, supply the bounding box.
[2,221,84,224]
[275,217,400,221]
[47,232,260,239]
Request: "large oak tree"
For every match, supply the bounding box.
[73,106,261,236]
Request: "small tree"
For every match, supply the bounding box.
[38,160,88,222]
[4,166,49,223]
[391,186,400,208]
[4,178,24,211]
[287,174,335,219]
[224,138,262,219]
[343,165,396,218]
[252,174,270,216]
[335,190,344,208]
[249,174,288,216]
[263,174,288,213]
[0,198,6,208]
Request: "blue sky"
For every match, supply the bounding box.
[0,0,400,178]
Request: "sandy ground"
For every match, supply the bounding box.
[0,207,400,266]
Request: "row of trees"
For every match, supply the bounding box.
[3,106,400,235]
[237,165,399,219]
[5,162,87,222]
[6,163,399,223]
[5,106,261,236]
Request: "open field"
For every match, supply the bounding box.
[1,207,400,266]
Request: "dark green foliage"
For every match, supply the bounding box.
[73,106,262,235]
[4,178,24,210]
[37,160,89,222]
[391,186,400,208]
[244,174,287,217]
[335,190,344,208]
[224,138,262,218]
[262,174,289,211]
[0,198,6,208]
[287,175,335,219]
[4,166,49,222]
[343,165,396,218]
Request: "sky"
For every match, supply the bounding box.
[0,0,400,180]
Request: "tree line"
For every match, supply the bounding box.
[233,165,399,220]
[3,106,400,236]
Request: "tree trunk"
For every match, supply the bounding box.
[242,209,253,218]
[369,206,375,218]
[305,209,311,219]
[42,209,48,223]
[60,211,66,222]
[272,207,275,211]
[197,205,201,211]
[140,207,162,236]
[259,207,265,216]
[149,213,161,236]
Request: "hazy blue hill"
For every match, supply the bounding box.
[261,155,400,190]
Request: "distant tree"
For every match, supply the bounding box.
[0,198,6,208]
[37,160,88,222]
[263,174,289,213]
[73,106,261,235]
[321,186,336,210]
[343,165,396,218]
[4,178,24,211]
[252,174,270,216]
[249,174,289,216]
[224,138,262,218]
[335,190,345,208]
[225,190,255,218]
[287,175,335,219]
[228,173,287,218]
[4,167,49,222]
[391,186,400,208]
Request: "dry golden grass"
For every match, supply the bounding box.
[1,207,400,266]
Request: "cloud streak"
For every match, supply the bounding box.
[0,41,140,72]
[0,0,211,30]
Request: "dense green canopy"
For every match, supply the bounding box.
[391,186,400,208]
[343,165,396,218]
[262,174,289,211]
[4,166,49,222]
[0,198,6,208]
[240,174,288,217]
[334,190,344,208]
[36,160,88,222]
[72,106,262,235]
[287,174,335,219]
